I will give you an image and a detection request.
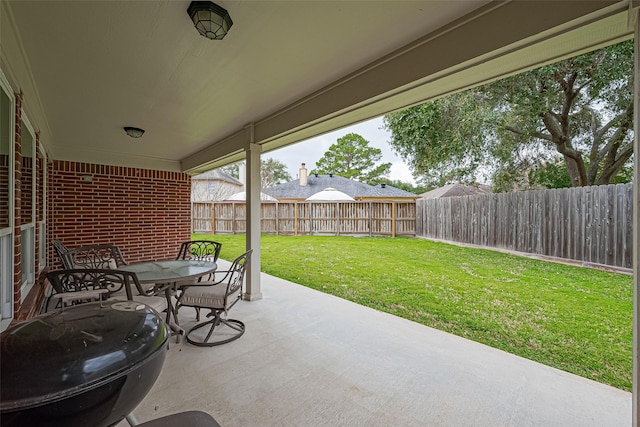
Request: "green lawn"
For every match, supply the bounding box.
[194,233,633,391]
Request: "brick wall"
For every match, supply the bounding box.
[0,154,8,229]
[13,92,22,312]
[48,161,192,268]
[36,137,43,270]
[36,139,44,224]
[21,154,33,221]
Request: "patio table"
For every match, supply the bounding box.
[119,259,218,341]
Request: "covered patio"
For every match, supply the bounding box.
[2,0,640,424]
[121,261,630,426]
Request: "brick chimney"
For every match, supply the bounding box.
[299,163,308,186]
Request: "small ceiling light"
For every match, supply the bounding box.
[187,1,233,40]
[124,127,145,138]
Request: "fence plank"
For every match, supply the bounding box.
[412,183,632,269]
[197,201,416,238]
[194,183,631,269]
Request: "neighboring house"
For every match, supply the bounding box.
[263,164,418,202]
[224,191,278,202]
[420,183,491,199]
[191,170,243,202]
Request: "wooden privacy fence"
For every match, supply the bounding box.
[416,183,633,269]
[192,201,416,237]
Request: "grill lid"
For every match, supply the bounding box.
[0,301,168,411]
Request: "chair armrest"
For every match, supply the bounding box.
[178,269,233,290]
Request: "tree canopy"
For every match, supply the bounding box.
[313,133,391,184]
[377,178,427,195]
[260,158,292,188]
[384,40,634,192]
[220,158,291,189]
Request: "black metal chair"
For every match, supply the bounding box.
[65,243,128,269]
[53,239,72,269]
[176,240,223,320]
[176,240,222,262]
[45,269,168,318]
[177,250,252,347]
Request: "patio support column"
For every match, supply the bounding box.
[632,2,639,424]
[245,130,262,301]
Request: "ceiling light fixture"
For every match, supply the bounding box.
[124,127,145,138]
[187,1,233,40]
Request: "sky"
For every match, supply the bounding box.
[262,116,417,185]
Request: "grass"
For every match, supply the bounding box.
[194,233,633,391]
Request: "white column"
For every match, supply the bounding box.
[632,3,639,425]
[245,127,262,301]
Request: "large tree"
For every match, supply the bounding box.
[377,178,427,195]
[313,133,391,184]
[260,158,292,188]
[384,40,634,191]
[220,158,291,189]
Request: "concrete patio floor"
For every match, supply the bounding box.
[125,261,631,426]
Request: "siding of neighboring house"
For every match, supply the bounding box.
[48,161,192,267]
[191,170,243,202]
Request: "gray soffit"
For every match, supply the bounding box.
[2,1,631,173]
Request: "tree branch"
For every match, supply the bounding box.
[594,102,633,143]
[503,126,552,142]
[597,143,633,184]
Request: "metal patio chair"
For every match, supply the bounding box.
[53,239,72,269]
[176,240,222,263]
[65,243,128,269]
[45,268,168,318]
[176,240,223,320]
[177,250,251,347]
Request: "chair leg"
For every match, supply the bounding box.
[185,313,245,347]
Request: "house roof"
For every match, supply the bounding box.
[192,170,242,186]
[420,183,491,199]
[263,175,418,200]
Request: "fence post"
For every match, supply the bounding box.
[391,202,396,238]
[413,184,632,268]
[211,202,216,236]
[232,202,236,235]
[369,202,373,237]
[275,202,279,236]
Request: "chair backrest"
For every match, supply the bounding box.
[176,240,222,262]
[46,268,144,302]
[65,244,128,269]
[222,249,252,309]
[53,239,72,269]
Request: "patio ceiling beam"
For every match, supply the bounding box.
[181,0,630,174]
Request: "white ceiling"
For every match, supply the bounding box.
[1,1,633,174]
